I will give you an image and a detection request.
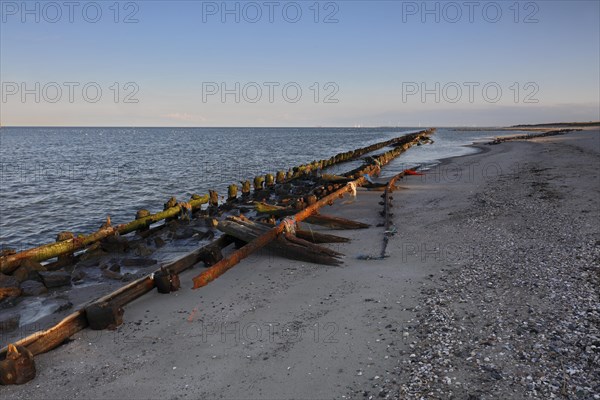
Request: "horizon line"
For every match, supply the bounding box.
[1,121,599,129]
[2,121,599,129]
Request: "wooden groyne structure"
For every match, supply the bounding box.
[0,129,435,385]
[488,128,581,145]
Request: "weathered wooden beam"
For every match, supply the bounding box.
[307,214,370,230]
[218,220,343,266]
[295,229,350,244]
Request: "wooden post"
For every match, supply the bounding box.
[276,171,285,184]
[253,176,264,191]
[164,196,177,210]
[164,197,178,222]
[209,190,219,207]
[265,174,275,187]
[55,232,74,265]
[0,345,36,385]
[227,184,238,201]
[135,210,150,232]
[241,180,251,197]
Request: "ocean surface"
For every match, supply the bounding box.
[0,127,520,250]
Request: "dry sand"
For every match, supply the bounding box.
[1,129,598,399]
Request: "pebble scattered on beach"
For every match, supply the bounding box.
[366,155,600,398]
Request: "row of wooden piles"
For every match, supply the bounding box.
[0,128,435,385]
[488,128,580,145]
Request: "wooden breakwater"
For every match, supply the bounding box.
[0,129,435,385]
[0,129,434,274]
[488,128,581,145]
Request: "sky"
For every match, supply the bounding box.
[0,0,599,127]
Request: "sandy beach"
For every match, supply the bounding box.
[1,129,598,399]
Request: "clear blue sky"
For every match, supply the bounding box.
[1,0,599,126]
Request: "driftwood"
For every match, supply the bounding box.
[0,195,210,274]
[308,214,370,230]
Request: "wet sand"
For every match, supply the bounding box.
[2,129,598,399]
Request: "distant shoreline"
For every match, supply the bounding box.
[1,122,599,130]
[450,121,600,132]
